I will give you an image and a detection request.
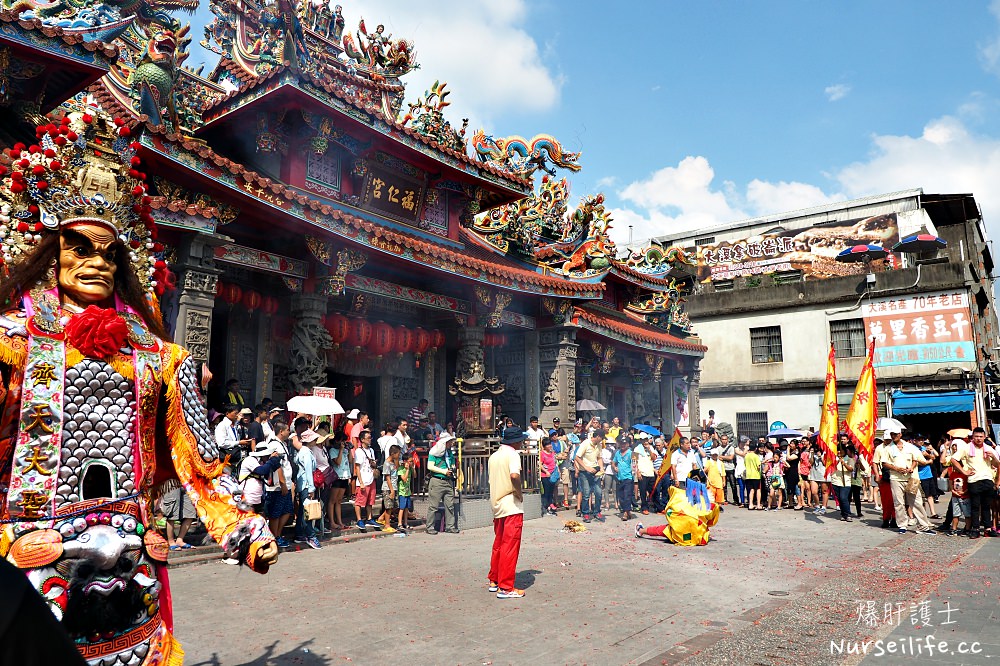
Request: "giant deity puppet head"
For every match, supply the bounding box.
[0,106,171,338]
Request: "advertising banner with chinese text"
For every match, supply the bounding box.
[697,214,899,282]
[863,290,973,367]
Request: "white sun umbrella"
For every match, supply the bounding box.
[286,394,345,416]
[576,399,606,411]
[876,417,904,432]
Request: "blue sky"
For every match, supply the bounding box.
[186,1,1000,246]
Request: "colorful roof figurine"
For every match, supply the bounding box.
[623,278,693,336]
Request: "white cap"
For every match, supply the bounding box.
[429,432,455,457]
[346,408,360,420]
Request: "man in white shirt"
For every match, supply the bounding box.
[353,429,379,531]
[883,430,933,534]
[525,416,547,453]
[215,405,252,473]
[488,427,525,599]
[671,438,698,489]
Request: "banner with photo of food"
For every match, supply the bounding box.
[696,214,900,282]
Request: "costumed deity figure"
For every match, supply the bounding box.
[0,108,278,664]
[635,483,720,546]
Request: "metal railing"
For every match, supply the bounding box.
[409,445,540,499]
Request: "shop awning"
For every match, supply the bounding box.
[890,390,975,415]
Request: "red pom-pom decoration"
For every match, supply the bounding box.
[36,180,48,190]
[16,222,29,232]
[31,165,45,175]
[43,149,55,158]
[66,131,78,141]
[82,114,93,123]
[65,306,129,359]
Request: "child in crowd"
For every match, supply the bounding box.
[705,450,726,507]
[397,450,414,532]
[377,445,401,532]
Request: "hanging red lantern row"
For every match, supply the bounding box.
[348,318,372,352]
[261,296,280,317]
[242,289,262,314]
[430,329,445,350]
[324,313,350,349]
[370,321,394,358]
[394,325,413,357]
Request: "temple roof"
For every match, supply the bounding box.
[572,305,706,355]
[194,66,531,196]
[137,123,605,298]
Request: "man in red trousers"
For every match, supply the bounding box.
[488,427,526,599]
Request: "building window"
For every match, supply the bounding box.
[737,411,769,441]
[830,319,865,358]
[773,270,803,285]
[713,279,734,292]
[750,326,783,363]
[694,235,716,246]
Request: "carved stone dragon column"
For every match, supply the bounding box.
[538,326,578,426]
[289,293,332,395]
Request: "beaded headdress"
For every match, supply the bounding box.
[0,105,167,295]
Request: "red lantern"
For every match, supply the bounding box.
[261,296,280,316]
[324,313,350,348]
[394,325,413,356]
[218,282,242,306]
[482,332,494,347]
[430,329,445,349]
[413,328,431,356]
[370,321,394,358]
[242,289,262,314]
[348,318,372,351]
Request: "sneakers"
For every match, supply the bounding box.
[946,529,958,537]
[307,536,322,549]
[356,520,366,532]
[916,527,935,534]
[425,528,438,535]
[898,528,907,534]
[595,513,606,522]
[293,537,308,544]
[365,519,380,527]
[496,588,525,599]
[445,528,460,534]
[582,514,592,523]
[635,522,643,538]
[275,537,289,548]
[488,581,499,592]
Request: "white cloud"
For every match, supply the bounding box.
[824,84,851,101]
[745,180,843,214]
[352,0,562,127]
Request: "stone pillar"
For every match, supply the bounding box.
[688,360,702,438]
[456,325,486,377]
[288,293,331,395]
[538,326,578,425]
[172,235,222,366]
[524,330,540,422]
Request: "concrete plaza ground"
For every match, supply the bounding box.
[169,503,998,666]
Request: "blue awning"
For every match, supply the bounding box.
[891,390,975,415]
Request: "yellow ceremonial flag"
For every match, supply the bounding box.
[844,338,878,464]
[651,427,682,494]
[817,343,839,473]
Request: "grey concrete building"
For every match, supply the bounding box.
[640,189,998,439]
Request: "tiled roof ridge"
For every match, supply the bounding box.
[0,11,118,57]
[141,124,599,296]
[574,304,706,353]
[199,65,531,189]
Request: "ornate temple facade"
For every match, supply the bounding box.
[1,0,705,433]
